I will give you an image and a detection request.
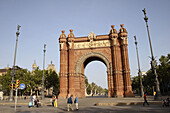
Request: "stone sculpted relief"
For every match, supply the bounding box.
[74,40,111,49]
[88,32,96,40]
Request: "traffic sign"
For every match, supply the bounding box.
[19,83,25,89]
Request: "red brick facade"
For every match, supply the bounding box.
[58,25,134,98]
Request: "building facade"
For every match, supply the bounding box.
[59,24,134,98]
[47,61,57,73]
[32,60,37,72]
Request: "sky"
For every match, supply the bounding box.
[0,0,170,89]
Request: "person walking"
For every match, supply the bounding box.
[29,95,33,108]
[67,94,73,111]
[30,95,33,104]
[143,93,149,106]
[54,96,58,107]
[74,94,79,110]
[52,95,56,107]
[33,94,36,106]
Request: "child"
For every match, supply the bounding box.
[28,101,33,108]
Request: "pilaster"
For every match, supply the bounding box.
[119,24,134,97]
[110,25,124,97]
[67,29,76,94]
[59,30,68,98]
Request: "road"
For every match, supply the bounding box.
[0,96,169,113]
[0,104,170,113]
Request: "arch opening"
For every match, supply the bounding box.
[83,56,106,68]
[76,52,111,76]
[75,52,111,98]
[85,60,108,97]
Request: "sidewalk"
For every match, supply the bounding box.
[0,96,166,106]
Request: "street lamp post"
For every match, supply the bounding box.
[134,36,144,97]
[42,44,46,100]
[142,8,161,100]
[9,25,21,101]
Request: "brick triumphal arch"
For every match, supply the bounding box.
[59,24,134,98]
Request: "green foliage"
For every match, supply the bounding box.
[104,88,108,94]
[15,69,32,95]
[85,76,107,95]
[31,68,43,89]
[85,76,89,86]
[0,70,12,92]
[131,76,140,93]
[45,69,60,94]
[132,53,170,95]
[97,86,103,94]
[157,54,170,94]
[0,67,60,96]
[143,70,155,95]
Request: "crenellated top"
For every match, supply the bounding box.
[110,25,117,34]
[59,30,67,38]
[59,24,128,50]
[68,29,75,38]
[119,24,127,37]
[109,25,118,38]
[119,24,127,33]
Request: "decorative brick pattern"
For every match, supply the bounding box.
[58,26,134,98]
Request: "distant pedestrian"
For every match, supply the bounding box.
[143,93,149,106]
[33,94,36,106]
[163,97,169,107]
[153,91,156,96]
[28,101,33,108]
[30,95,33,103]
[29,95,33,108]
[67,94,73,111]
[74,94,79,110]
[54,96,58,107]
[52,95,56,107]
[36,98,41,107]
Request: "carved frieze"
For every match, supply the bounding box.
[74,40,111,49]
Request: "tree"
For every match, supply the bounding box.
[14,68,32,96]
[0,70,12,95]
[45,70,60,94]
[84,76,107,96]
[97,86,103,95]
[157,54,170,95]
[104,88,108,95]
[131,76,140,94]
[0,68,32,96]
[85,76,90,95]
[143,70,155,95]
[91,82,96,95]
[132,53,170,95]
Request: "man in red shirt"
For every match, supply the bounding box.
[143,93,149,106]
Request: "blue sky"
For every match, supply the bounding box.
[0,0,170,88]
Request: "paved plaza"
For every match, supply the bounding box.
[0,96,169,113]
